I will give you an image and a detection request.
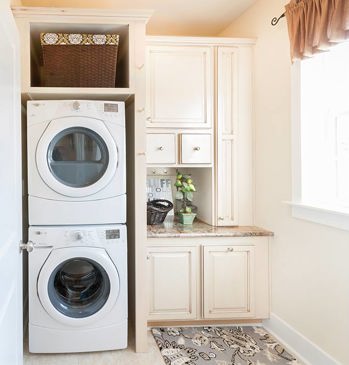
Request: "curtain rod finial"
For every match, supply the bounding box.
[271,12,285,26]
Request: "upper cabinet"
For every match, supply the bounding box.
[145,37,254,226]
[146,44,213,128]
[12,7,152,100]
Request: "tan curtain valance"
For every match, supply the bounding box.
[285,0,349,60]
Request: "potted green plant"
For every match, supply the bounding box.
[174,171,197,225]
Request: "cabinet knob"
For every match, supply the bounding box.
[227,247,234,252]
[137,64,145,70]
[218,217,224,220]
[193,146,201,151]
[158,146,164,151]
[146,117,151,121]
[137,107,145,113]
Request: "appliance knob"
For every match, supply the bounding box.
[74,232,83,240]
[73,101,80,111]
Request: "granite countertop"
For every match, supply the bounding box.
[147,219,274,238]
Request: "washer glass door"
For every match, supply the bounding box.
[48,127,109,188]
[38,247,120,325]
[48,257,110,318]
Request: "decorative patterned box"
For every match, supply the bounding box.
[40,33,119,88]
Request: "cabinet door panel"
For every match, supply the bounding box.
[216,47,238,226]
[147,246,197,320]
[180,134,212,164]
[146,133,176,164]
[146,46,213,128]
[203,245,255,318]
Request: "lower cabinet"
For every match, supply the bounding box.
[147,237,269,322]
[147,246,198,320]
[203,245,254,318]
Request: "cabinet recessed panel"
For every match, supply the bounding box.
[203,245,255,318]
[217,139,236,225]
[181,134,212,164]
[147,246,197,320]
[147,46,213,128]
[146,133,176,164]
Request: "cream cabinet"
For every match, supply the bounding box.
[203,245,255,318]
[147,246,198,320]
[146,133,176,164]
[146,45,213,128]
[147,236,269,323]
[146,131,213,165]
[146,37,254,226]
[180,133,212,164]
[216,46,253,226]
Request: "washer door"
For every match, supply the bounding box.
[38,247,120,326]
[36,117,117,198]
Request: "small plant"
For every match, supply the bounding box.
[174,171,196,214]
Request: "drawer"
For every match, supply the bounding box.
[180,134,212,164]
[146,133,176,164]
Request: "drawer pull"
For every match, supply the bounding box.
[193,146,201,151]
[218,217,224,220]
[137,107,145,113]
[158,146,164,151]
[146,117,151,121]
[227,247,234,252]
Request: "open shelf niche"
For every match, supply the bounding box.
[30,22,130,89]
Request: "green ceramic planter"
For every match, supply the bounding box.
[179,212,197,225]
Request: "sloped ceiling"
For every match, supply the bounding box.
[19,0,257,36]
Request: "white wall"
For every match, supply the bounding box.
[221,1,349,364]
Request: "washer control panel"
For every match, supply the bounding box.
[29,225,126,248]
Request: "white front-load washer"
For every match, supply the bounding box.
[28,224,127,353]
[27,100,126,225]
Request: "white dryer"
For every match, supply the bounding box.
[27,100,126,225]
[28,225,127,353]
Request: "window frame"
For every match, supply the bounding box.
[289,59,349,231]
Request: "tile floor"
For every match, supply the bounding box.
[24,328,165,365]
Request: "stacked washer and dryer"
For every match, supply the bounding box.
[27,100,128,353]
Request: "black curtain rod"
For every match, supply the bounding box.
[271,12,285,26]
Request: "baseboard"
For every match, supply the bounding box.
[148,319,263,328]
[263,313,340,365]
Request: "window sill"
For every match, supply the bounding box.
[284,201,349,231]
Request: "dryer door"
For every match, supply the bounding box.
[36,117,118,198]
[37,247,120,326]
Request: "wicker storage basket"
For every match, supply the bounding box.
[147,200,174,225]
[40,33,119,88]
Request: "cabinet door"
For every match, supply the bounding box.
[216,47,238,225]
[216,46,253,226]
[147,246,198,320]
[203,245,255,318]
[146,45,213,128]
[146,133,176,164]
[180,134,212,164]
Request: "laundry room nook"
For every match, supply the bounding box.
[13,4,150,358]
[2,0,349,365]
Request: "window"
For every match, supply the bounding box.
[291,42,349,230]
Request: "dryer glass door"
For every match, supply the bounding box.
[48,257,110,318]
[48,127,109,188]
[36,117,118,198]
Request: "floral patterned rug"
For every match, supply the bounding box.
[152,326,303,365]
